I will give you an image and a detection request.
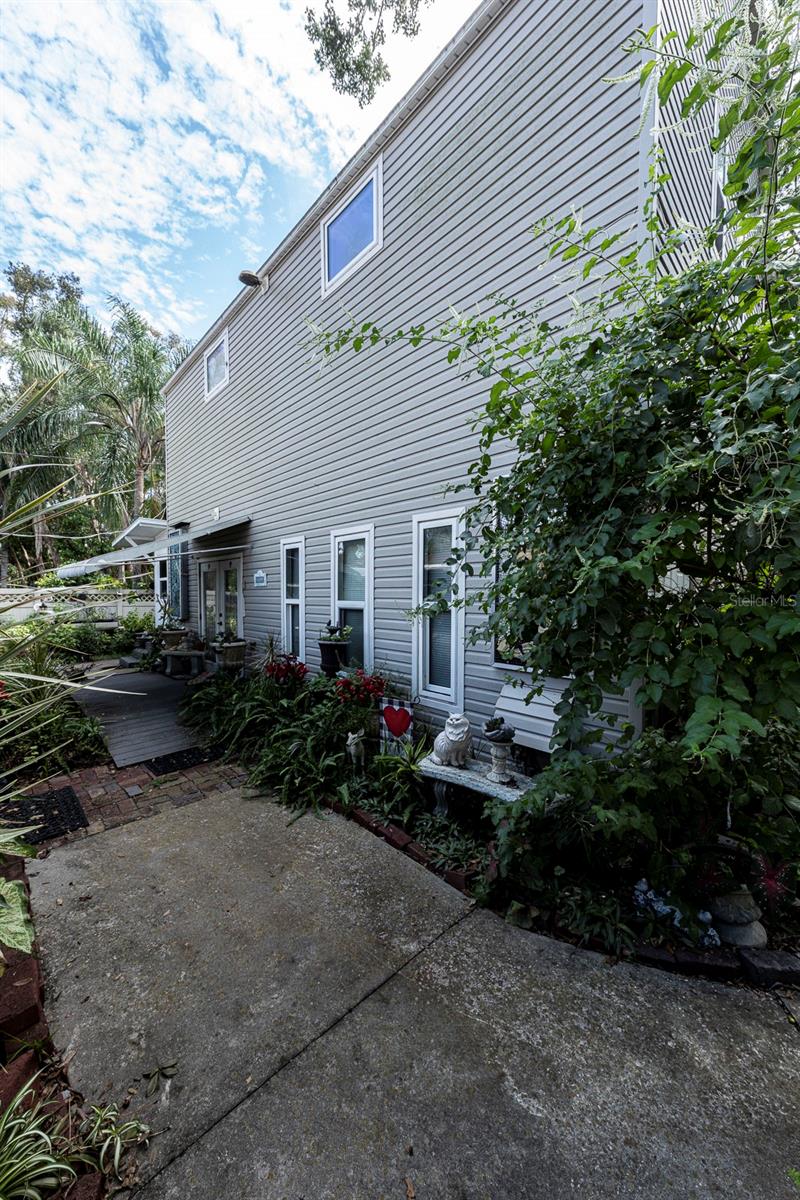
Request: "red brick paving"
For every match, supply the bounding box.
[36,759,247,849]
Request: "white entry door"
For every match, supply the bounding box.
[199,557,243,640]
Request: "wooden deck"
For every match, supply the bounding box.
[75,670,199,768]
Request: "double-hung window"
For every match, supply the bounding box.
[331,526,373,670]
[321,158,383,295]
[412,509,464,709]
[204,328,229,399]
[280,537,305,660]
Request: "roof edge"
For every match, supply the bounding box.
[163,0,515,397]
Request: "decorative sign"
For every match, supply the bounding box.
[379,697,414,751]
[253,570,267,588]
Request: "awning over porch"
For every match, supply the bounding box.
[56,514,251,579]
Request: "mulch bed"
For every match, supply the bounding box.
[1,786,88,843]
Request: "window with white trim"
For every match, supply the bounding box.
[331,526,373,670]
[280,537,305,660]
[204,329,229,399]
[321,159,382,294]
[412,510,464,709]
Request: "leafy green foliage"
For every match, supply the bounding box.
[412,811,490,874]
[0,877,35,956]
[304,0,432,106]
[0,1075,149,1197]
[1,621,109,778]
[0,1078,76,1199]
[77,1102,150,1179]
[34,570,122,589]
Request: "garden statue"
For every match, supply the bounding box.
[708,887,768,948]
[483,716,516,784]
[431,713,472,768]
[346,728,366,772]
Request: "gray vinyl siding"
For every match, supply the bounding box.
[658,0,716,270]
[165,0,649,739]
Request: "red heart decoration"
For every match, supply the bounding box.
[383,705,411,738]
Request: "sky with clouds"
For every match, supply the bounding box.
[1,0,474,340]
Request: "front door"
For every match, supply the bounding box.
[200,557,242,641]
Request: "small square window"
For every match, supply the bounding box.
[204,330,229,399]
[321,159,382,294]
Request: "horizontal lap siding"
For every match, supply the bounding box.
[166,0,645,733]
[658,0,715,272]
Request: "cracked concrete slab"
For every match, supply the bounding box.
[132,909,800,1200]
[29,793,800,1200]
[28,795,470,1183]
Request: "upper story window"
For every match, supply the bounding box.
[321,158,383,295]
[204,329,229,399]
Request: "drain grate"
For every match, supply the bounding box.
[140,746,222,777]
[0,786,88,843]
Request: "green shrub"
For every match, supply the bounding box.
[34,570,123,589]
[1,625,108,776]
[486,723,800,948]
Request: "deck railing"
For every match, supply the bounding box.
[0,587,156,626]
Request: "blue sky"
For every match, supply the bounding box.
[1,0,472,341]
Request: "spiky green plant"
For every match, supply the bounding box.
[0,1079,77,1199]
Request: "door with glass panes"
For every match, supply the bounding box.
[199,557,243,642]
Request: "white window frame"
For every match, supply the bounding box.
[330,524,374,671]
[320,156,383,297]
[280,536,306,661]
[203,328,229,400]
[412,508,465,711]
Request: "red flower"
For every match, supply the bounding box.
[752,853,793,909]
[265,655,308,685]
[335,669,385,705]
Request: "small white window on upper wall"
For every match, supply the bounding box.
[321,158,383,295]
[204,329,229,399]
[280,537,306,661]
[412,509,465,711]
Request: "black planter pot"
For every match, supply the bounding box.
[318,640,349,678]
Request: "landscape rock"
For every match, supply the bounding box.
[714,919,768,948]
[709,889,762,926]
[0,1048,38,1107]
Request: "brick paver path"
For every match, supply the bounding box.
[38,759,247,849]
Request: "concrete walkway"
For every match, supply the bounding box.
[28,793,799,1200]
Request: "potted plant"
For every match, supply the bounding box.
[158,611,186,650]
[212,628,246,669]
[318,623,351,678]
[483,716,516,784]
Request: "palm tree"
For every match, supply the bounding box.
[19,297,190,532]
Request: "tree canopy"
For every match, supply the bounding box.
[305,0,433,106]
[0,272,190,582]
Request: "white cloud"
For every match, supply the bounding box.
[0,0,473,337]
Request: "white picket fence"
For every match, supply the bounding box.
[0,587,156,627]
